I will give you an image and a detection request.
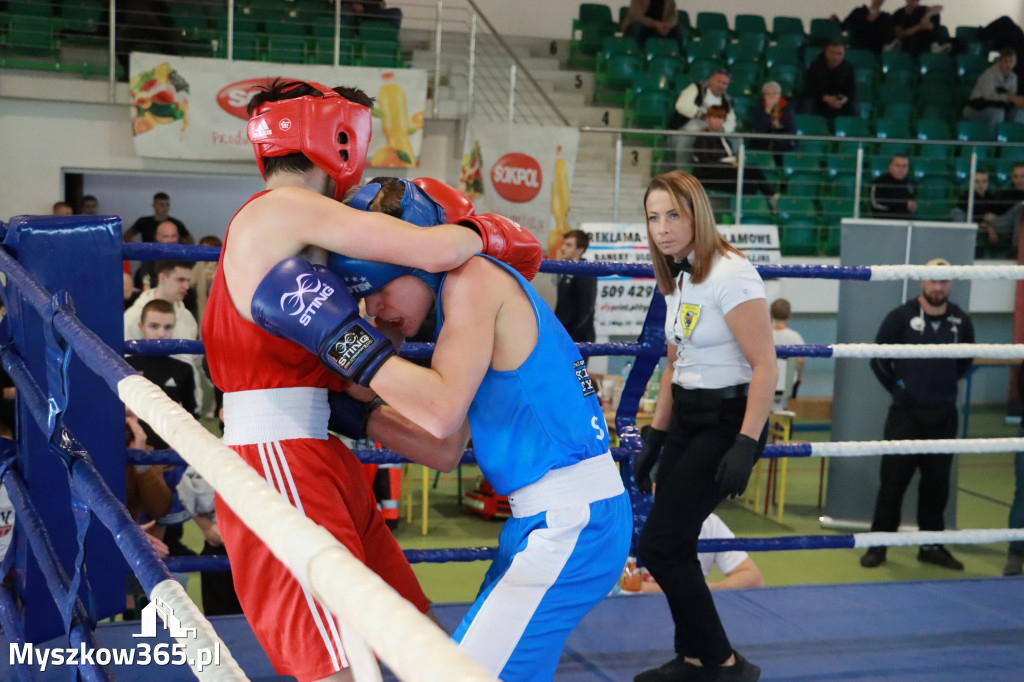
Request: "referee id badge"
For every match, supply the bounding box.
[679,303,701,339]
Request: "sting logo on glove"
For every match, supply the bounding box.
[327,324,379,371]
[280,273,335,327]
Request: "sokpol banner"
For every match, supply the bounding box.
[459,121,579,251]
[129,52,428,168]
[583,223,780,337]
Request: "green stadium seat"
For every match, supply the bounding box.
[579,3,614,24]
[854,67,877,102]
[780,222,821,255]
[745,150,779,187]
[646,56,682,81]
[731,95,754,125]
[772,16,805,38]
[881,51,915,74]
[919,52,955,78]
[865,154,893,180]
[601,35,641,57]
[739,195,775,224]
[695,11,730,35]
[915,84,958,122]
[594,54,641,105]
[876,81,914,107]
[645,37,681,60]
[735,14,768,37]
[728,75,758,98]
[687,39,725,63]
[359,20,402,67]
[955,26,982,43]
[880,70,917,90]
[808,18,842,47]
[311,22,357,65]
[7,1,53,17]
[917,175,951,201]
[917,198,953,220]
[829,172,860,201]
[881,102,914,121]
[781,153,822,178]
[785,171,825,198]
[569,4,617,69]
[911,157,952,182]
[765,44,800,69]
[794,114,830,155]
[834,115,870,141]
[730,62,762,84]
[5,15,60,57]
[917,117,953,141]
[956,120,997,159]
[844,48,879,71]
[266,35,309,64]
[677,10,692,33]
[688,59,720,83]
[767,64,801,98]
[875,117,913,155]
[777,197,820,224]
[727,40,762,67]
[827,154,861,181]
[996,121,1024,143]
[774,32,806,51]
[957,53,989,79]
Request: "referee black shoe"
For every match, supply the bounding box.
[917,545,964,570]
[634,656,710,681]
[712,651,761,682]
[859,546,886,568]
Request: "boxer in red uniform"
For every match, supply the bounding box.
[202,80,541,682]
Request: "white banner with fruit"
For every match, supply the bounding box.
[129,52,427,168]
[459,122,580,253]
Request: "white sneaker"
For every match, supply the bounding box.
[883,38,902,52]
[930,41,953,54]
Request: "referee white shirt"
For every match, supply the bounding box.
[663,252,767,389]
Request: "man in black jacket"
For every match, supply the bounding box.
[860,259,975,570]
[554,229,597,345]
[870,155,917,220]
[801,41,856,118]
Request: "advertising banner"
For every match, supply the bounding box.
[583,222,779,337]
[459,122,579,251]
[129,53,428,168]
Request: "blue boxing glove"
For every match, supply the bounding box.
[327,392,384,440]
[252,257,395,386]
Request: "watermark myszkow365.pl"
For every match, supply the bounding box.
[9,596,220,672]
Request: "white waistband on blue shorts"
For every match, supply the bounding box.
[506,452,624,519]
[221,387,329,445]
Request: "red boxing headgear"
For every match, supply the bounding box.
[247,81,371,200]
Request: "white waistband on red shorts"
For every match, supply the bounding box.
[506,452,624,519]
[221,387,329,445]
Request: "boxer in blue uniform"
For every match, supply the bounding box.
[250,178,633,681]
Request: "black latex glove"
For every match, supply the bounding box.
[715,433,760,499]
[633,426,667,494]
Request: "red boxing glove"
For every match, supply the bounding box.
[412,177,476,222]
[459,214,543,281]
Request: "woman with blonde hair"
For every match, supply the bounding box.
[633,171,776,682]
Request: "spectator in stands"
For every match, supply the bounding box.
[554,229,597,346]
[672,69,735,168]
[950,169,1020,258]
[80,195,100,215]
[870,154,917,219]
[801,40,856,119]
[126,299,198,450]
[134,220,183,292]
[190,235,222,324]
[892,1,949,55]
[771,298,805,406]
[620,0,683,52]
[963,48,1024,128]
[340,0,402,29]
[692,106,779,208]
[750,81,797,164]
[830,0,896,53]
[622,513,764,593]
[124,192,190,243]
[52,201,73,216]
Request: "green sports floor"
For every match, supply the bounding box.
[182,406,1019,608]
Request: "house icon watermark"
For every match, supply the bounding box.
[132,597,197,639]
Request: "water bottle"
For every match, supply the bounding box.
[646,364,662,401]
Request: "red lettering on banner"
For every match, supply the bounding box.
[490,153,543,202]
[216,78,302,120]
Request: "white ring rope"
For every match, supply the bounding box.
[804,437,1024,457]
[149,580,247,681]
[826,343,1024,359]
[117,374,495,682]
[852,529,1024,548]
[868,264,1024,280]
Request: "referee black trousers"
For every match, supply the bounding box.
[637,387,763,666]
[870,405,958,533]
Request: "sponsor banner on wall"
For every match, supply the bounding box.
[459,122,579,252]
[583,222,779,337]
[129,52,428,168]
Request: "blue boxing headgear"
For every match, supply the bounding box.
[330,178,447,298]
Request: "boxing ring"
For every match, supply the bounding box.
[0,214,1022,681]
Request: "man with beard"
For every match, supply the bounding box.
[860,259,975,571]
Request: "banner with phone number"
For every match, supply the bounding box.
[128,52,427,168]
[583,222,780,337]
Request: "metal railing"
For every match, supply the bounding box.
[578,126,1024,257]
